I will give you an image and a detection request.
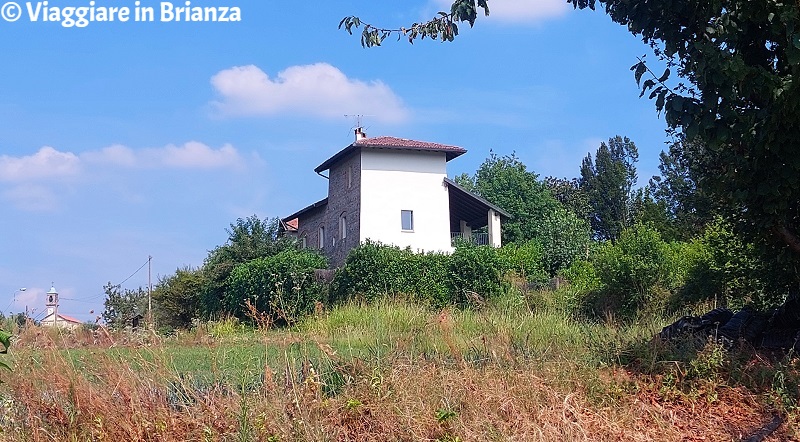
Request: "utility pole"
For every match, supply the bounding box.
[53,293,58,328]
[148,255,153,329]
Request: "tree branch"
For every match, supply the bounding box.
[774,225,800,255]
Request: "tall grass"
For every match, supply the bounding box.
[0,296,795,441]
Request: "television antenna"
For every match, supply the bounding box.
[344,114,375,130]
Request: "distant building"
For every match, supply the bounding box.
[281,129,510,267]
[39,285,82,330]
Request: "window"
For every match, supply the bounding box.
[339,213,347,240]
[401,210,414,231]
[346,166,353,189]
[318,226,325,249]
[300,235,307,249]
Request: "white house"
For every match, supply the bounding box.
[39,285,82,330]
[282,129,510,267]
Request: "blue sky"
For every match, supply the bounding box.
[0,0,671,322]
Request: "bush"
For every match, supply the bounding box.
[331,241,547,308]
[496,240,549,287]
[225,249,327,325]
[676,218,780,310]
[592,224,675,318]
[329,241,451,306]
[152,267,205,330]
[559,260,601,293]
[447,242,506,305]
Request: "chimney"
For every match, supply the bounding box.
[354,127,367,141]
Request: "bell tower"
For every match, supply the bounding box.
[46,285,58,318]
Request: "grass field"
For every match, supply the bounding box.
[0,297,797,441]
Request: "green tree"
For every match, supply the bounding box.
[649,137,715,240]
[344,0,800,295]
[592,224,675,318]
[101,283,148,330]
[455,152,554,245]
[151,266,204,330]
[200,215,296,317]
[579,136,639,241]
[678,218,776,310]
[457,152,590,275]
[629,186,680,241]
[544,176,591,222]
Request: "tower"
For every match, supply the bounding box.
[46,285,58,318]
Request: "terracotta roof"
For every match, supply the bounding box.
[42,312,82,324]
[355,136,465,153]
[58,314,82,324]
[284,218,299,231]
[315,136,466,173]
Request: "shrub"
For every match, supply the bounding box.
[592,224,673,318]
[496,240,549,287]
[152,266,205,330]
[676,218,780,310]
[330,241,451,306]
[559,260,601,293]
[447,242,506,305]
[331,241,542,308]
[225,249,327,325]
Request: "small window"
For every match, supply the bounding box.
[401,210,414,231]
[300,236,307,249]
[346,166,353,189]
[319,226,325,249]
[339,213,347,240]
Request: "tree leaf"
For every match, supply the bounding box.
[633,62,647,86]
[658,68,670,83]
[0,330,10,353]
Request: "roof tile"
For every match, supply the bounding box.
[354,136,466,154]
[315,135,466,173]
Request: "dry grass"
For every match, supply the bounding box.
[0,302,797,442]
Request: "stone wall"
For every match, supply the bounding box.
[296,204,327,251]
[325,151,362,267]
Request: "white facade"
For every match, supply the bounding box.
[282,134,508,267]
[40,313,82,330]
[359,149,454,253]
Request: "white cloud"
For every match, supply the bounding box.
[11,288,41,313]
[2,142,245,210]
[433,0,568,23]
[82,142,243,169]
[2,184,57,211]
[153,142,242,169]
[210,63,409,123]
[81,144,137,167]
[0,146,81,182]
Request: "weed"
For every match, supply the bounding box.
[0,299,795,441]
[435,408,457,424]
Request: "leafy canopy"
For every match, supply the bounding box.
[579,136,639,241]
[342,0,800,286]
[456,152,590,275]
[200,215,297,317]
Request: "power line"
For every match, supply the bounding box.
[116,258,150,287]
[61,293,106,302]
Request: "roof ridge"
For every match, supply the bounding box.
[315,135,466,173]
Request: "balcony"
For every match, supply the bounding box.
[451,232,490,246]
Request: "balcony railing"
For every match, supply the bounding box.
[451,232,490,246]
